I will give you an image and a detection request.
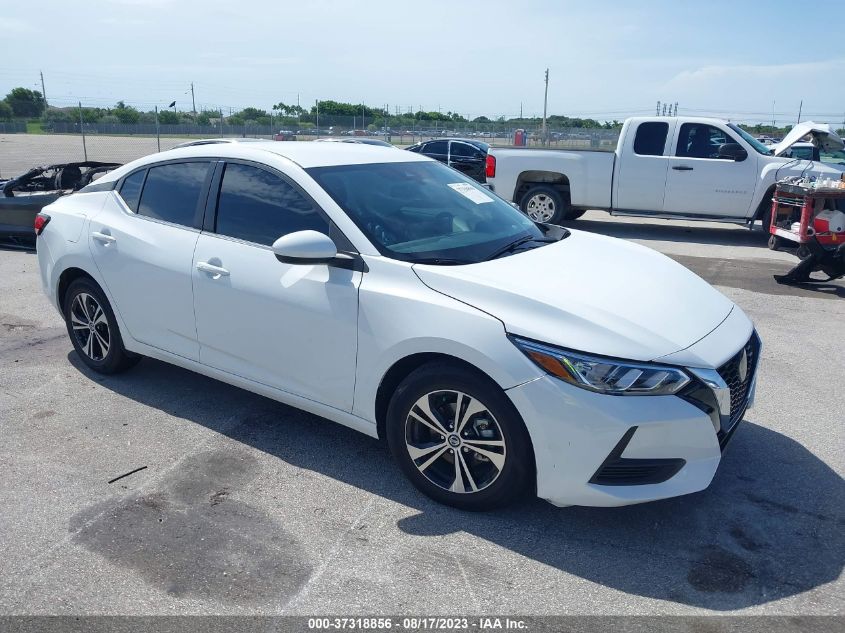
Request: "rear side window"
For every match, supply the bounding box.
[424,140,448,155]
[214,163,329,246]
[450,142,477,157]
[137,162,210,227]
[633,122,669,156]
[118,170,146,212]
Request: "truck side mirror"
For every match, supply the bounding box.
[718,143,748,162]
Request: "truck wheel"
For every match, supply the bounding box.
[519,186,568,224]
[768,235,781,251]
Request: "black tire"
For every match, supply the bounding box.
[519,185,570,224]
[768,234,781,251]
[797,245,811,260]
[757,193,775,239]
[63,277,140,374]
[386,362,534,511]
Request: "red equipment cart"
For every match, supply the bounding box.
[768,182,845,257]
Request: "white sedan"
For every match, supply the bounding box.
[35,142,759,510]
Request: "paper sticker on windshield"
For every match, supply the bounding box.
[448,182,493,204]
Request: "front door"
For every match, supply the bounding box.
[663,122,757,218]
[192,161,361,411]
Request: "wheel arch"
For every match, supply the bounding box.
[57,266,101,311]
[374,352,507,442]
[515,171,571,203]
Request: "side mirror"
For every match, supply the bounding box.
[272,230,337,264]
[718,143,748,161]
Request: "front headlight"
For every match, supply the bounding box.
[510,336,691,396]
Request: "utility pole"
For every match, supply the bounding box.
[520,102,523,119]
[40,71,47,107]
[297,93,300,128]
[315,100,319,137]
[362,101,365,131]
[542,68,549,147]
[772,100,776,128]
[78,101,87,161]
[154,106,161,152]
[190,82,196,115]
[797,100,803,124]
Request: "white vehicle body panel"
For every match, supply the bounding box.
[488,116,845,222]
[37,141,759,508]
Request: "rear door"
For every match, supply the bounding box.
[448,141,486,182]
[663,122,757,218]
[613,120,673,212]
[89,161,213,360]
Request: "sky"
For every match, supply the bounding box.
[1,0,844,126]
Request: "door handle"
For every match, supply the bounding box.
[92,231,116,244]
[672,166,694,171]
[196,261,230,277]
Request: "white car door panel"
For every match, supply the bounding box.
[193,235,361,410]
[192,161,361,411]
[663,122,757,217]
[614,119,675,212]
[88,162,212,360]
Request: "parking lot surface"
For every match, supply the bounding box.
[0,212,842,615]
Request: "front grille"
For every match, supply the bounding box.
[717,332,760,427]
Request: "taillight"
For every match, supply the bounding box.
[34,213,51,236]
[485,154,496,179]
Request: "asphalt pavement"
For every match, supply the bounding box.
[0,212,842,616]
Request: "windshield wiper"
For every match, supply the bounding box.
[486,235,557,261]
[411,257,473,265]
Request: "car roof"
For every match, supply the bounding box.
[99,141,430,183]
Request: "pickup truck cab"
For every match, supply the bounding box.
[486,117,845,227]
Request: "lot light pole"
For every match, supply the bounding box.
[542,68,549,147]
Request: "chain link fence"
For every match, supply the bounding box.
[0,107,621,178]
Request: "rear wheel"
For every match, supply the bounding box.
[386,362,534,510]
[519,185,574,224]
[63,278,140,374]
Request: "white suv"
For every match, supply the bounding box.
[35,141,760,510]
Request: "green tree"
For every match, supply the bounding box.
[0,100,13,121]
[5,87,46,117]
[158,110,180,125]
[112,101,140,124]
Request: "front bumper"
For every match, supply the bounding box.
[506,332,760,508]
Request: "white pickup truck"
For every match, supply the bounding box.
[485,117,845,228]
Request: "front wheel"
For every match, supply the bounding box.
[63,277,140,374]
[386,362,534,510]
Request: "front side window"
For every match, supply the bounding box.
[215,163,328,246]
[676,124,736,159]
[137,162,210,227]
[308,161,550,264]
[118,169,146,212]
[633,122,669,156]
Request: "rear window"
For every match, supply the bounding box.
[118,170,146,212]
[137,162,210,227]
[633,122,669,156]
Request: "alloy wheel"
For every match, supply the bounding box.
[525,193,556,222]
[405,390,507,494]
[70,292,110,361]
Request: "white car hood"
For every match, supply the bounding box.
[773,121,845,156]
[413,230,735,362]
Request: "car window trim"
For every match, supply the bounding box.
[114,158,215,229]
[208,158,359,255]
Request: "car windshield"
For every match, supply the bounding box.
[728,123,772,155]
[307,161,552,264]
